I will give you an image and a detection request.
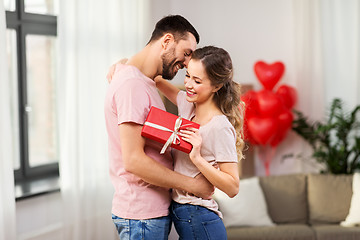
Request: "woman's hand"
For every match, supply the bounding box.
[179,127,202,162]
[154,75,165,84]
[106,58,128,83]
[154,76,180,105]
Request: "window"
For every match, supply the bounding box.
[5,0,59,199]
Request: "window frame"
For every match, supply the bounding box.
[6,0,59,184]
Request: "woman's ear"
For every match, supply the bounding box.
[161,33,175,50]
[213,84,224,93]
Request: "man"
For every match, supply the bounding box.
[104,15,213,239]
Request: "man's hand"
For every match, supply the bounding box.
[191,173,215,199]
[106,58,128,83]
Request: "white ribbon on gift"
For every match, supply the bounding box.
[144,117,186,154]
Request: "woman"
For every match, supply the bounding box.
[156,46,245,240]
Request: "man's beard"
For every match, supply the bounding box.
[161,47,180,80]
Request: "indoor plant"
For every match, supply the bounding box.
[292,98,360,174]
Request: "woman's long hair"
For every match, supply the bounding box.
[191,46,245,159]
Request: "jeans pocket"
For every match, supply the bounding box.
[171,205,191,222]
[111,214,129,237]
[202,218,227,240]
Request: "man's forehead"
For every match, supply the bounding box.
[179,33,197,51]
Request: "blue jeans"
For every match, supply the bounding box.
[170,201,227,240]
[112,214,171,240]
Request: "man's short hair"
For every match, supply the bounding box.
[147,15,200,44]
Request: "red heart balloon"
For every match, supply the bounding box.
[241,90,259,118]
[276,84,297,109]
[247,117,278,145]
[243,118,258,145]
[254,61,285,90]
[257,90,283,117]
[241,91,260,144]
[270,110,294,147]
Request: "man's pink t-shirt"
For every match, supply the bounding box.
[104,64,173,219]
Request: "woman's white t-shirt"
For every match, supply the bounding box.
[172,91,238,217]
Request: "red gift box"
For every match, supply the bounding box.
[141,106,200,154]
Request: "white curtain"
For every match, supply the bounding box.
[293,0,360,117]
[288,0,360,173]
[58,0,149,239]
[293,0,325,120]
[0,1,17,240]
[321,0,360,108]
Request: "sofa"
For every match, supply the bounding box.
[214,173,360,240]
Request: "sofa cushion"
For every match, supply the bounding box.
[308,174,353,224]
[226,224,315,240]
[312,225,360,240]
[259,174,307,224]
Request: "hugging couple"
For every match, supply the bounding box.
[104,14,245,240]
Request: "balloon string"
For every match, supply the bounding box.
[260,145,277,176]
[265,145,270,176]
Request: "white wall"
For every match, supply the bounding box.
[150,0,296,88]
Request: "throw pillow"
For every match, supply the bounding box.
[308,174,353,224]
[213,177,275,228]
[259,174,308,224]
[341,173,360,227]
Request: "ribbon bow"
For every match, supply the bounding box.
[144,117,183,154]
